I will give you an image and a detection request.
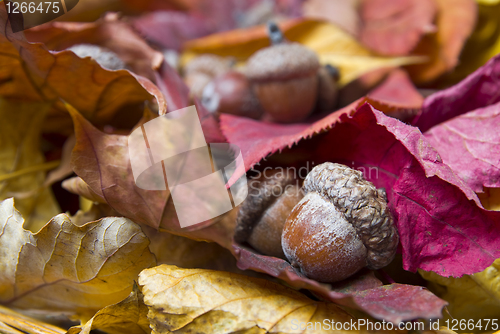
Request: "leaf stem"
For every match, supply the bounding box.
[0,160,60,183]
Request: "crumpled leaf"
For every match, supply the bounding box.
[0,4,165,133]
[359,0,437,56]
[405,0,477,83]
[0,304,66,334]
[67,285,150,334]
[183,19,424,87]
[24,13,164,81]
[139,264,360,333]
[424,100,500,192]
[414,54,500,132]
[0,197,156,320]
[0,98,60,232]
[234,244,446,323]
[67,105,235,248]
[222,103,500,277]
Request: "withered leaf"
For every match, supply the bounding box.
[0,98,60,232]
[68,105,235,248]
[139,265,358,334]
[0,198,156,320]
[67,284,150,334]
[0,4,166,132]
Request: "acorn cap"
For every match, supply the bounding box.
[245,43,320,82]
[302,162,399,269]
[234,170,297,243]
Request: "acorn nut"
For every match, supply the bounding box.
[245,23,320,123]
[234,170,304,258]
[201,71,263,119]
[281,162,399,282]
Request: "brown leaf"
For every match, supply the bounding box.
[139,264,358,333]
[24,13,164,81]
[0,198,156,320]
[359,0,437,56]
[406,0,477,83]
[0,4,165,133]
[68,105,235,248]
[0,98,60,232]
[67,285,150,334]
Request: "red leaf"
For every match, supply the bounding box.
[224,102,500,277]
[414,54,500,132]
[424,101,500,192]
[359,0,437,56]
[233,244,446,323]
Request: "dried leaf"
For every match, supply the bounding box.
[414,54,500,132]
[0,198,156,320]
[222,103,500,278]
[24,13,164,80]
[68,105,235,248]
[183,19,424,87]
[0,305,65,334]
[420,264,500,323]
[478,188,500,211]
[67,285,150,334]
[139,264,359,333]
[0,4,165,132]
[234,244,446,323]
[424,100,500,192]
[405,0,477,83]
[0,98,60,232]
[359,0,437,56]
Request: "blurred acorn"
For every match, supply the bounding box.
[245,22,321,123]
[68,44,126,71]
[316,64,340,113]
[183,54,235,99]
[201,71,263,119]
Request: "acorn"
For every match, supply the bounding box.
[234,169,304,258]
[183,54,235,99]
[281,162,399,283]
[245,22,320,123]
[316,64,340,112]
[201,71,263,119]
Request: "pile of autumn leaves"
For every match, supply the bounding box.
[1,0,500,333]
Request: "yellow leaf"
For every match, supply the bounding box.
[0,198,156,321]
[0,304,65,334]
[0,98,60,232]
[477,188,500,211]
[182,20,424,87]
[68,284,150,334]
[139,264,357,334]
[420,264,500,324]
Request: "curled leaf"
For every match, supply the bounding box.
[0,198,156,319]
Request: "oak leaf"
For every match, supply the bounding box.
[139,264,358,334]
[67,285,150,334]
[0,198,156,320]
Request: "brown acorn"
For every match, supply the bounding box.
[281,162,399,282]
[245,22,320,123]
